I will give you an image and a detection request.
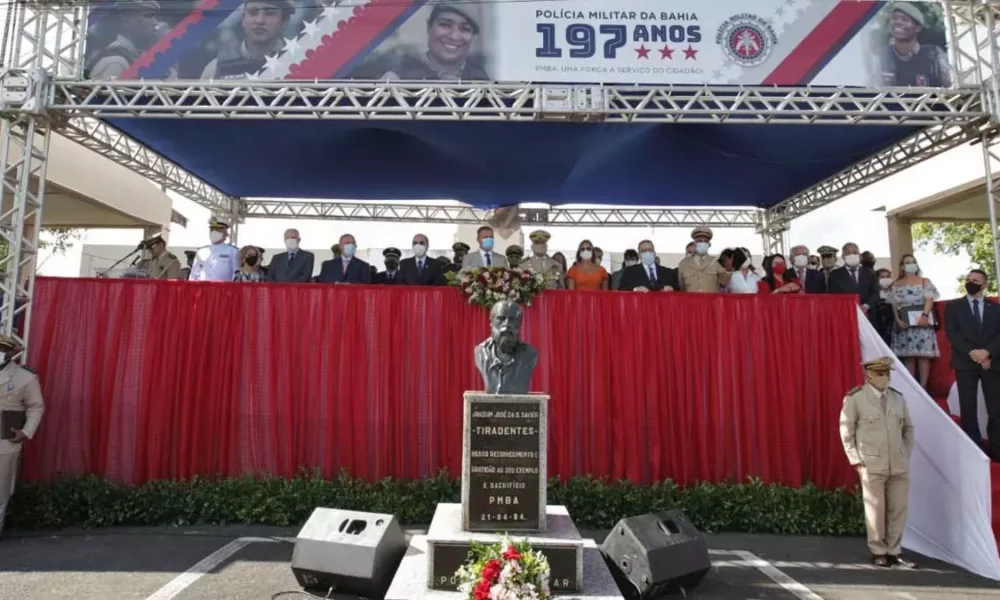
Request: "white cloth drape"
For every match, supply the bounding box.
[857,307,1000,580]
[947,382,988,441]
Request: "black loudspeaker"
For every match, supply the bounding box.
[291,508,408,599]
[599,510,711,599]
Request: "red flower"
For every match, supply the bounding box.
[474,580,491,600]
[482,559,502,582]
[502,545,521,561]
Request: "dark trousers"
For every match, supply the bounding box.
[955,367,1000,456]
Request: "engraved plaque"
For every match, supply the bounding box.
[430,542,578,591]
[464,398,545,532]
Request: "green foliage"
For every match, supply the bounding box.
[39,228,83,255]
[912,222,996,293]
[8,471,864,536]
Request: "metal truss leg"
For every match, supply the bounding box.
[0,116,49,357]
[982,134,1000,283]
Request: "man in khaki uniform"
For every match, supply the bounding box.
[143,235,183,280]
[523,230,563,289]
[677,226,730,292]
[505,245,524,268]
[0,334,44,538]
[839,357,917,568]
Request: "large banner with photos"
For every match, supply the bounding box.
[83,0,953,87]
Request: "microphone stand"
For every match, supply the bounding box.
[98,246,144,278]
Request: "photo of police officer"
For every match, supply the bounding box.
[348,3,491,81]
[85,0,172,80]
[199,0,295,79]
[874,1,952,87]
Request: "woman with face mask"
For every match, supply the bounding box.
[566,240,609,291]
[725,247,761,294]
[888,254,940,389]
[233,245,266,282]
[757,253,802,294]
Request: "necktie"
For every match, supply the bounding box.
[879,391,887,414]
[486,253,492,267]
[389,272,394,281]
[418,259,424,271]
[974,299,982,323]
[342,260,348,275]
[648,266,656,282]
[289,253,296,262]
[851,269,858,284]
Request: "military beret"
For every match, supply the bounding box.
[817,245,838,256]
[208,217,229,230]
[452,242,471,253]
[506,245,524,256]
[691,226,713,240]
[529,230,551,245]
[863,356,895,373]
[890,2,925,27]
[383,247,401,259]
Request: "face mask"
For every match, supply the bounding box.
[966,281,983,296]
[641,251,656,266]
[740,259,752,270]
[821,258,836,269]
[861,259,876,270]
[481,237,495,251]
[386,259,399,270]
[624,260,638,268]
[868,374,890,391]
[285,238,299,251]
[772,262,786,275]
[342,243,356,257]
[245,255,259,266]
[903,263,918,274]
[532,244,546,257]
[879,277,893,288]
[792,255,808,268]
[843,254,860,267]
[579,250,593,261]
[695,242,710,255]
[808,263,819,270]
[686,250,694,257]
[413,243,427,257]
[209,231,224,244]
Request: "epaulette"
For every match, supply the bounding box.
[21,365,36,374]
[166,252,177,260]
[846,385,864,395]
[888,386,902,395]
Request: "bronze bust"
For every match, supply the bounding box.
[474,301,538,394]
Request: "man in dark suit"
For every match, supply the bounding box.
[827,242,878,317]
[789,244,826,294]
[618,240,680,292]
[267,229,315,282]
[317,233,371,284]
[399,233,446,286]
[376,247,403,284]
[945,269,1000,458]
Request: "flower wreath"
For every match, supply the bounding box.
[445,267,552,309]
[454,536,552,600]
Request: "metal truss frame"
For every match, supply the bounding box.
[0,0,998,353]
[239,199,763,227]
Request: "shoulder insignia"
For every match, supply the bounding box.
[21,365,36,374]
[846,385,864,395]
[888,386,902,395]
[166,253,177,260]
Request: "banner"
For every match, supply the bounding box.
[83,0,953,87]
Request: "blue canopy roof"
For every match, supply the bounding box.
[108,118,917,208]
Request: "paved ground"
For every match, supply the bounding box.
[0,526,998,600]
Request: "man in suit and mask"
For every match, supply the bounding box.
[828,242,879,318]
[376,247,403,284]
[267,229,315,282]
[317,233,371,284]
[0,334,43,539]
[400,233,445,286]
[462,226,507,269]
[945,269,1000,457]
[839,357,916,569]
[618,240,680,292]
[789,244,825,294]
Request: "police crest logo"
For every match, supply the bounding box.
[715,13,778,67]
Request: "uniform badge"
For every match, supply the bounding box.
[6,382,14,392]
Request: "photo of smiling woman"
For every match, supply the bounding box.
[349,3,491,81]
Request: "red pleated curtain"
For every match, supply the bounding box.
[23,278,863,490]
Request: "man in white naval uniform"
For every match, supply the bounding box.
[0,334,44,538]
[189,217,241,282]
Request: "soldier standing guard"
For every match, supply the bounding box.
[839,357,917,569]
[189,217,241,282]
[0,334,44,539]
[524,230,563,289]
[445,242,470,275]
[143,235,183,279]
[505,245,524,268]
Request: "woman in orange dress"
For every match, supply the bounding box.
[566,239,609,291]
